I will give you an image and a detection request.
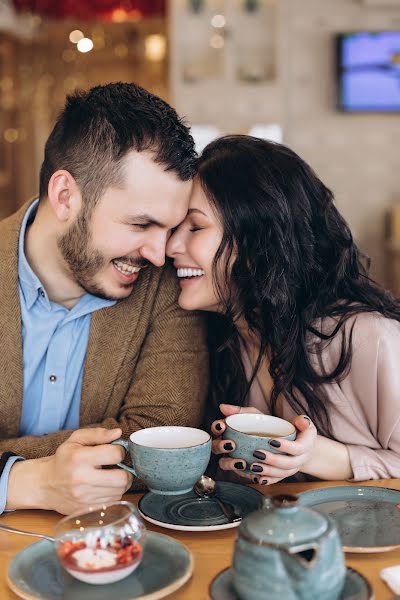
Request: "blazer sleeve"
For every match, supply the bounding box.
[344,316,400,480]
[0,268,209,465]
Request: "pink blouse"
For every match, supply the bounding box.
[243,312,400,481]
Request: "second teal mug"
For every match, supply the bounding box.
[112,426,211,495]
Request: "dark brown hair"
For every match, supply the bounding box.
[39,82,197,205]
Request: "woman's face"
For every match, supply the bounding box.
[166,178,224,312]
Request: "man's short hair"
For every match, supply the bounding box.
[39,82,197,205]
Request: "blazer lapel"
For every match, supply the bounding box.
[79,268,152,426]
[0,205,29,437]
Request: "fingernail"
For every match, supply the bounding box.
[251,464,263,473]
[234,461,245,470]
[253,450,267,460]
[224,442,233,451]
[261,479,268,485]
[253,476,259,483]
[269,440,281,448]
[215,423,223,431]
[303,416,311,425]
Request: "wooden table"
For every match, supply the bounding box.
[1,479,400,599]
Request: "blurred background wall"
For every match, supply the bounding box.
[1,0,400,288]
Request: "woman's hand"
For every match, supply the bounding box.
[211,404,318,485]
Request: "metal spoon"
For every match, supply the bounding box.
[0,523,54,542]
[194,475,241,523]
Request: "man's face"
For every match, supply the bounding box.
[58,151,192,301]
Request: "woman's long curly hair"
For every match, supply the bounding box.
[200,135,400,436]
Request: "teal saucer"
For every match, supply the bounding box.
[7,532,192,600]
[299,486,400,552]
[138,481,263,531]
[209,567,373,600]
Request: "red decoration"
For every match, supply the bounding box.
[12,0,166,21]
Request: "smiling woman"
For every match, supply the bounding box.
[167,134,400,486]
[167,192,223,312]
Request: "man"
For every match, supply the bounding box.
[0,82,208,515]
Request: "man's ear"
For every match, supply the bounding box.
[47,170,81,223]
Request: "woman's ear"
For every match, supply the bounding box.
[47,170,82,223]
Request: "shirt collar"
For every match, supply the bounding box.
[18,199,117,313]
[18,199,45,310]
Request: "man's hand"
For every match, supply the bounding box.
[6,428,133,514]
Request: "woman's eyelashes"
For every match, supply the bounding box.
[189,226,203,232]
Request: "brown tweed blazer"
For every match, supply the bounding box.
[0,202,209,463]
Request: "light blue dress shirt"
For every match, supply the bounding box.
[0,200,116,512]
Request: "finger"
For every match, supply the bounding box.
[273,425,317,456]
[219,404,262,416]
[252,450,303,470]
[253,476,286,486]
[87,467,133,489]
[212,439,236,455]
[211,420,226,436]
[125,473,134,492]
[72,489,126,508]
[68,427,122,447]
[249,462,298,479]
[77,443,127,466]
[292,414,314,433]
[218,457,248,474]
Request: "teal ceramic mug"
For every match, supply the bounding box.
[223,413,296,473]
[112,426,211,495]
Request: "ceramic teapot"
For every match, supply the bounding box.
[232,494,346,600]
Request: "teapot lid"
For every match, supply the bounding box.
[239,494,328,547]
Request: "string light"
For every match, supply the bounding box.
[210,34,224,49]
[144,34,166,62]
[69,30,84,44]
[211,14,225,28]
[4,129,18,143]
[77,38,94,53]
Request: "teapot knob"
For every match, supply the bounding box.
[271,494,299,508]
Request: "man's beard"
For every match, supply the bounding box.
[57,208,121,301]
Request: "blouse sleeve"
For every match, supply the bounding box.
[344,315,400,481]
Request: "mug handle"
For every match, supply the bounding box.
[111,439,137,477]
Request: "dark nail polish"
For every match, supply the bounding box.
[224,442,233,451]
[261,479,268,485]
[215,423,222,431]
[234,461,245,470]
[269,440,281,448]
[253,450,266,460]
[251,464,263,473]
[253,476,259,483]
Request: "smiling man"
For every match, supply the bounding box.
[0,82,208,514]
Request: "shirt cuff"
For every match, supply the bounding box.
[0,456,25,514]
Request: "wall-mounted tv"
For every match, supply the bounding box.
[337,31,400,112]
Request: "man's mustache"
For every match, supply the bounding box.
[114,257,150,268]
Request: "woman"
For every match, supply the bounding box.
[167,135,400,485]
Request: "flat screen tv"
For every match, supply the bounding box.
[337,31,400,112]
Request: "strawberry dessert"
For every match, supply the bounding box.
[58,534,143,584]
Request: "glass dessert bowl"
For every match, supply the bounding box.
[54,501,146,585]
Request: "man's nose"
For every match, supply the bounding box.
[166,230,184,258]
[140,239,166,267]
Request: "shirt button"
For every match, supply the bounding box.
[49,374,57,383]
[40,290,45,298]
